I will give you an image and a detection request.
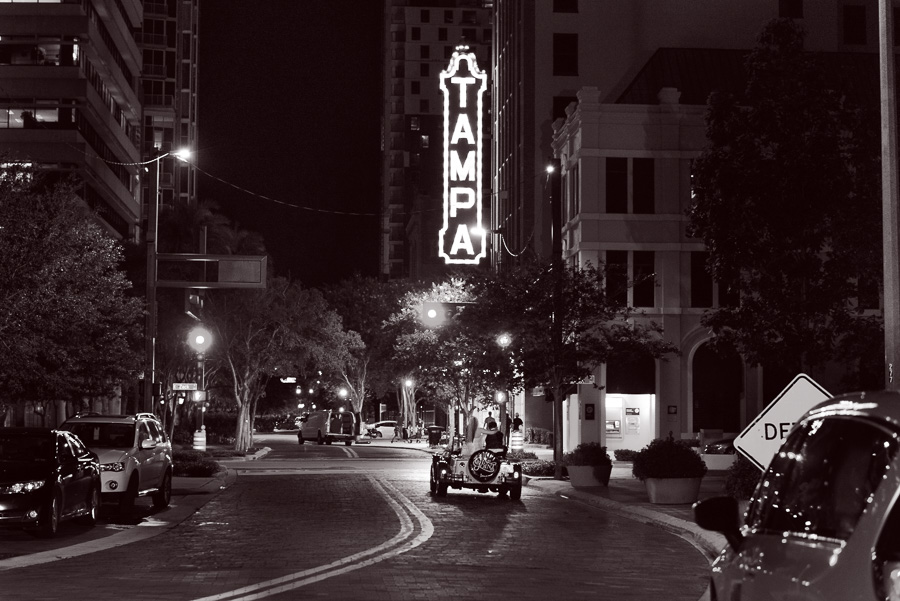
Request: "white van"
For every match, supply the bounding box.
[297,410,356,446]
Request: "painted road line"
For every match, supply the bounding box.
[193,475,433,601]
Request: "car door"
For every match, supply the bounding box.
[144,419,167,488]
[54,433,81,515]
[65,433,96,510]
[135,421,156,490]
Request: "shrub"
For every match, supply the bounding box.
[562,442,611,466]
[613,449,638,461]
[254,415,277,433]
[632,434,708,481]
[172,449,222,478]
[725,454,762,500]
[520,459,557,477]
[506,450,538,461]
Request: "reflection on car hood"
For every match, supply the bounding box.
[0,460,52,483]
[91,449,130,463]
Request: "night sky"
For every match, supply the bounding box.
[197,1,383,286]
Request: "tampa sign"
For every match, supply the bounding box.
[438,44,487,265]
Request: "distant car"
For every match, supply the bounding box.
[694,390,900,601]
[365,420,397,439]
[0,427,100,537]
[297,410,357,445]
[701,437,736,454]
[60,413,173,513]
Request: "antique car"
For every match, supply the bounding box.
[429,438,523,500]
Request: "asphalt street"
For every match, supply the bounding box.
[0,433,723,600]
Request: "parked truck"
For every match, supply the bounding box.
[297,410,357,446]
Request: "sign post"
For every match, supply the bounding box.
[734,374,830,471]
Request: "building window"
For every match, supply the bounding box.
[411,80,420,94]
[420,63,430,77]
[438,27,447,41]
[411,27,421,41]
[691,252,713,308]
[445,10,454,24]
[420,134,429,149]
[420,9,430,23]
[843,5,866,45]
[606,251,628,307]
[778,0,802,18]
[462,10,476,24]
[410,116,419,131]
[553,0,578,12]
[553,33,578,76]
[420,45,430,59]
[552,95,577,121]
[606,157,628,213]
[633,251,655,308]
[632,158,654,214]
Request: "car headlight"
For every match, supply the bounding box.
[100,462,125,472]
[0,480,46,494]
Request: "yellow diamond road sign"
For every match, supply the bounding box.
[734,373,830,471]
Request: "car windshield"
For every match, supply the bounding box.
[0,433,53,461]
[746,416,898,541]
[64,423,135,448]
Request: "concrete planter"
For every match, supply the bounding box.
[701,454,737,471]
[645,477,703,504]
[566,464,612,487]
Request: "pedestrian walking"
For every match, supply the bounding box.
[485,412,496,427]
[391,423,402,443]
[513,413,523,432]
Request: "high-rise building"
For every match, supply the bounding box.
[491,0,875,452]
[0,0,145,241]
[381,0,493,281]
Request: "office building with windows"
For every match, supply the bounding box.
[493,0,881,452]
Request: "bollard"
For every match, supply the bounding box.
[192,425,207,451]
[509,430,524,451]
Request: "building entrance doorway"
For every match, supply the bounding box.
[692,342,743,433]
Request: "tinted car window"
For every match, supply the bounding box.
[65,432,90,458]
[56,435,75,462]
[146,420,163,443]
[0,432,53,461]
[746,417,897,540]
[64,423,135,448]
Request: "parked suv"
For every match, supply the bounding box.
[60,413,173,513]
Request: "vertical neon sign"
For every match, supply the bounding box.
[439,44,487,265]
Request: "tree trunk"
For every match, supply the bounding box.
[552,383,565,480]
[234,402,252,452]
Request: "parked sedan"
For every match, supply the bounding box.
[0,428,100,537]
[694,390,900,600]
[364,420,397,438]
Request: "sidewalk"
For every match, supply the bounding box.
[360,437,728,561]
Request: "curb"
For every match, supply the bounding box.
[525,478,727,562]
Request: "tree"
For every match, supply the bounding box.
[464,260,679,478]
[323,274,418,421]
[0,169,143,414]
[202,278,354,452]
[687,19,882,387]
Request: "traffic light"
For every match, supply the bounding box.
[420,301,467,327]
[184,289,203,320]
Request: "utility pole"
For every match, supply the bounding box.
[879,0,900,390]
[547,157,564,476]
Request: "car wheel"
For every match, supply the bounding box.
[33,490,61,538]
[345,440,352,446]
[509,484,522,501]
[437,481,448,497]
[376,431,383,438]
[429,467,438,495]
[119,475,138,514]
[317,432,324,445]
[79,484,99,526]
[298,433,304,445]
[152,470,172,509]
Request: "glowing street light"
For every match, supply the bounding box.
[187,325,212,354]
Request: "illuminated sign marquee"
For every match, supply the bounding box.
[439,45,487,265]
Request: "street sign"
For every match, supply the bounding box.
[734,373,830,471]
[173,382,198,391]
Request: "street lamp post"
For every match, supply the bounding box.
[143,148,191,412]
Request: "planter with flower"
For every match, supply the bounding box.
[632,434,708,504]
[562,442,612,487]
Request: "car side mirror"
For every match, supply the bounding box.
[693,496,744,552]
[140,439,158,450]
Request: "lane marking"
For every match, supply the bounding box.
[192,475,433,601]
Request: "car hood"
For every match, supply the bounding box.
[91,449,130,463]
[0,460,52,483]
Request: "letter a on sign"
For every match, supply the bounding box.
[439,45,487,265]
